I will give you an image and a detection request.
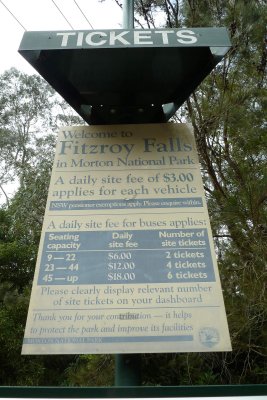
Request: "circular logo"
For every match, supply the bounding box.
[199,327,220,348]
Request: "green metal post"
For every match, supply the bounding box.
[115,354,141,386]
[123,0,134,29]
[115,0,141,387]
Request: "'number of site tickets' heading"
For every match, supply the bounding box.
[22,123,232,354]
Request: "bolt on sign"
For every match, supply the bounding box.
[22,123,232,354]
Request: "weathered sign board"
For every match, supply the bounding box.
[22,123,231,354]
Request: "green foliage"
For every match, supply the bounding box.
[7,135,56,245]
[0,209,36,288]
[0,69,80,386]
[0,198,76,386]
[141,353,222,385]
[0,283,42,385]
[65,355,115,386]
[0,241,36,289]
[0,281,75,386]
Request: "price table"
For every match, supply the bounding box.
[38,228,215,285]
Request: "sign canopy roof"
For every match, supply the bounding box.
[19,28,231,124]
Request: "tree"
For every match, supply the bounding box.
[0,68,83,206]
[0,68,82,386]
[182,0,267,384]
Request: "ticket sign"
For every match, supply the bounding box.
[22,123,231,354]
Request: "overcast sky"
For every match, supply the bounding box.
[0,0,122,73]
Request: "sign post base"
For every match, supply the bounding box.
[115,354,141,386]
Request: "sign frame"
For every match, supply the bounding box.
[0,384,266,398]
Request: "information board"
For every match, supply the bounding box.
[22,123,231,354]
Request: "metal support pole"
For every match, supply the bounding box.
[115,354,141,386]
[123,0,134,29]
[115,3,141,386]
